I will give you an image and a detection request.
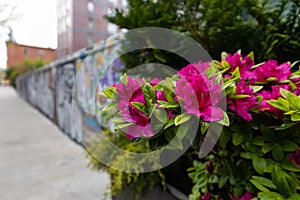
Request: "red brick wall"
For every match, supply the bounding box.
[6,41,56,68]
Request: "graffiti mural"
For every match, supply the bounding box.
[16,35,125,145]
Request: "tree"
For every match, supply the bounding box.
[0,2,18,28]
[5,58,50,87]
[106,0,300,63]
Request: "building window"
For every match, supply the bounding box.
[39,50,45,56]
[87,1,94,13]
[24,49,28,55]
[88,21,94,29]
[108,0,118,7]
[88,35,93,48]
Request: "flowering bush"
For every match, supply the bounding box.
[99,50,300,200]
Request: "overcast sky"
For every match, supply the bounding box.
[0,0,57,69]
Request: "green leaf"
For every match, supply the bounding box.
[115,122,134,130]
[266,98,289,112]
[250,85,264,93]
[280,88,300,110]
[289,94,300,111]
[217,111,230,126]
[250,179,270,192]
[174,113,191,126]
[218,176,228,188]
[163,86,176,104]
[142,83,156,108]
[231,94,250,99]
[157,100,179,109]
[232,132,245,145]
[200,122,209,135]
[275,123,294,130]
[291,112,300,121]
[121,73,128,85]
[177,122,190,140]
[272,144,284,162]
[262,143,274,154]
[103,86,117,99]
[252,136,264,146]
[154,53,167,63]
[247,51,254,60]
[240,152,255,159]
[258,191,284,200]
[232,67,240,80]
[164,117,175,129]
[261,125,274,142]
[153,108,167,123]
[252,156,267,174]
[279,140,298,152]
[252,176,277,189]
[112,117,126,124]
[266,77,278,82]
[250,62,266,69]
[131,102,147,115]
[281,161,300,172]
[165,128,176,142]
[272,166,292,196]
[167,135,183,150]
[288,194,300,200]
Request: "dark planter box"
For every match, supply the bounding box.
[112,184,188,200]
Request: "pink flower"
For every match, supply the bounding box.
[176,64,223,122]
[179,61,210,78]
[225,52,255,80]
[114,76,144,111]
[240,192,256,200]
[289,149,300,168]
[114,77,174,139]
[198,193,211,200]
[205,161,214,174]
[229,81,258,121]
[258,84,291,118]
[114,77,153,139]
[253,60,291,83]
[230,192,256,200]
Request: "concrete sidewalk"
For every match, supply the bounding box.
[0,86,110,200]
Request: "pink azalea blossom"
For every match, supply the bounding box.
[205,161,214,174]
[289,149,300,168]
[198,193,211,200]
[253,60,291,83]
[176,64,223,122]
[179,61,210,78]
[114,77,152,139]
[229,81,258,121]
[114,77,174,139]
[240,192,257,200]
[225,52,255,80]
[230,192,256,200]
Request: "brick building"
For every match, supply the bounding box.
[6,41,57,68]
[57,0,125,58]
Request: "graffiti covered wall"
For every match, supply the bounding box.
[16,35,124,144]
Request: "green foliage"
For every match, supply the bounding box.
[267,88,300,121]
[86,129,165,200]
[5,58,49,87]
[189,114,300,199]
[106,0,300,63]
